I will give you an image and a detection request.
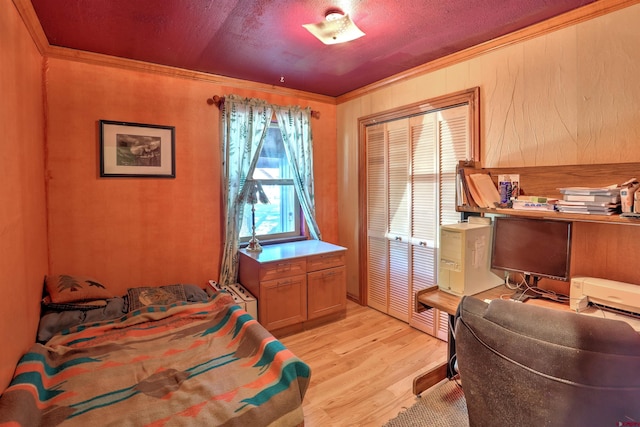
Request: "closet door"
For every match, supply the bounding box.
[365,105,469,337]
[365,119,410,322]
[409,105,469,339]
[408,112,439,335]
[366,124,388,314]
[386,119,410,322]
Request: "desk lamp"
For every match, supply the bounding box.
[246,181,269,252]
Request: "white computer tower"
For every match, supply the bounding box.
[438,221,503,296]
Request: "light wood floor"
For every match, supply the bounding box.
[279,300,447,427]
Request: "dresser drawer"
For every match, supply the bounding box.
[307,251,345,272]
[259,259,307,282]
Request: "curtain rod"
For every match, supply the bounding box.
[207,95,320,119]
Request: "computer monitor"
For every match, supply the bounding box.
[491,216,572,287]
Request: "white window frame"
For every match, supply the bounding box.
[239,122,303,244]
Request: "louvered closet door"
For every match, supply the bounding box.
[365,119,410,322]
[386,119,411,322]
[409,106,468,340]
[365,104,469,336]
[408,112,439,334]
[366,124,388,314]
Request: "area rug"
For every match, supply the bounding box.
[383,380,469,427]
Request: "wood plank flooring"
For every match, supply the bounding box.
[279,300,447,426]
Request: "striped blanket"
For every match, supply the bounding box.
[0,292,311,426]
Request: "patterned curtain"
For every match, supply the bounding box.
[219,95,273,285]
[274,105,322,240]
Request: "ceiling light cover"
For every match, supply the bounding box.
[303,12,365,45]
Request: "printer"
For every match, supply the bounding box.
[570,276,640,315]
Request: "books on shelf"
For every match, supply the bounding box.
[511,199,555,211]
[456,166,477,208]
[557,186,621,215]
[498,174,519,203]
[457,166,502,209]
[556,200,618,207]
[558,186,620,196]
[467,173,501,208]
[556,207,617,215]
[562,194,621,203]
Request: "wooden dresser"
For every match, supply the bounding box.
[238,240,347,336]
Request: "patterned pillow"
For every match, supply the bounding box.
[127,284,188,312]
[45,275,114,303]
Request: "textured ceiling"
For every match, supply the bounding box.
[30,0,597,97]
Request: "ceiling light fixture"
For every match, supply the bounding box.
[303,9,365,45]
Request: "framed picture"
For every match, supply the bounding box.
[100,120,175,178]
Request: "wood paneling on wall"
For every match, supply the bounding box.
[337,2,640,299]
[0,2,49,392]
[45,58,338,296]
[571,222,640,285]
[2,0,338,393]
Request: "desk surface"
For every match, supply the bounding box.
[416,284,568,316]
[413,285,568,395]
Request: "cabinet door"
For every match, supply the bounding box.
[307,266,346,319]
[260,274,307,331]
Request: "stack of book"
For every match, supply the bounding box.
[511,197,556,211]
[557,186,621,215]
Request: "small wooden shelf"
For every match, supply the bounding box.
[458,205,640,225]
[458,161,640,226]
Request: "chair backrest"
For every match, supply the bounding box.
[455,296,640,427]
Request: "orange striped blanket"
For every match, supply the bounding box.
[0,292,310,426]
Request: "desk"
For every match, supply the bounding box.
[412,285,563,395]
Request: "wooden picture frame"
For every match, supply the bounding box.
[100,120,175,178]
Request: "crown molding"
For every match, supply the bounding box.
[11,0,336,105]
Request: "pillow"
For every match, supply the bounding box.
[127,284,188,312]
[37,297,126,343]
[42,296,108,311]
[45,274,114,304]
[182,284,209,302]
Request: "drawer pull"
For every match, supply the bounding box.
[321,271,338,279]
[276,263,292,272]
[277,280,293,287]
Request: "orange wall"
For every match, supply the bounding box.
[0,3,49,391]
[45,59,338,296]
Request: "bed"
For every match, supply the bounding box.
[0,275,311,426]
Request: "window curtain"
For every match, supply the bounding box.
[219,95,273,285]
[273,105,322,240]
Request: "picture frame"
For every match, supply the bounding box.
[100,120,175,178]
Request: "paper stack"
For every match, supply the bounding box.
[557,186,621,215]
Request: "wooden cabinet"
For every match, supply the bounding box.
[238,240,347,336]
[261,274,307,330]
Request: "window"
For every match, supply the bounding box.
[239,123,302,243]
